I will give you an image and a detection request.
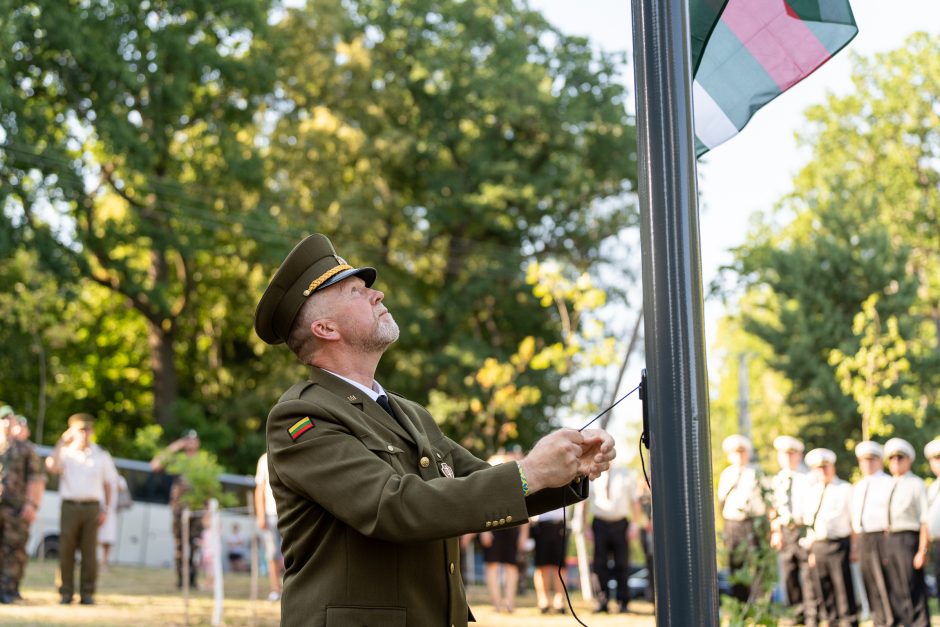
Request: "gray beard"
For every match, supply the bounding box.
[349,317,400,353]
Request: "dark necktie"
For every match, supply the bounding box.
[786,475,794,520]
[376,395,396,418]
[887,478,899,530]
[810,483,829,533]
[857,480,870,532]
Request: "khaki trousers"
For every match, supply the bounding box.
[56,500,100,599]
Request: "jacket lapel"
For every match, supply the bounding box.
[309,368,414,444]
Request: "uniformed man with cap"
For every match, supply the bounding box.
[925,438,940,607]
[716,434,766,603]
[801,448,857,627]
[150,429,202,590]
[769,435,815,623]
[882,437,930,627]
[45,413,117,605]
[255,233,617,627]
[850,440,893,627]
[0,407,44,604]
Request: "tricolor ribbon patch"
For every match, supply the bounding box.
[288,416,314,441]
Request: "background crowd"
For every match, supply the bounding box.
[719,432,940,626]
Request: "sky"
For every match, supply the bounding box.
[526,0,940,447]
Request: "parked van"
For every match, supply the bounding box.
[28,445,255,568]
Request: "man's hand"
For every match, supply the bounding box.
[577,428,616,480]
[518,429,585,493]
[256,515,267,530]
[97,511,107,527]
[914,548,927,570]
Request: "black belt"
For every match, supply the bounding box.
[63,499,99,504]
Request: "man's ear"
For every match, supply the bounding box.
[310,318,339,341]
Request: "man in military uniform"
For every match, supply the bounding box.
[717,434,766,603]
[768,435,814,624]
[0,407,44,604]
[45,413,116,605]
[850,440,893,627]
[255,234,616,627]
[801,448,856,627]
[150,429,202,590]
[882,437,930,627]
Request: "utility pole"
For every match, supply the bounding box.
[738,353,751,438]
[631,0,719,623]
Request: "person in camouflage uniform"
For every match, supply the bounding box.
[151,430,202,589]
[0,406,44,604]
[10,415,43,600]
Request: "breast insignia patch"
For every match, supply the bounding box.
[288,417,314,441]
[440,462,455,478]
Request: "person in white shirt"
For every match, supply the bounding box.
[769,435,815,623]
[925,439,940,609]
[588,461,636,613]
[850,440,893,627]
[883,437,930,627]
[716,434,766,604]
[255,452,283,601]
[45,413,117,606]
[801,448,856,627]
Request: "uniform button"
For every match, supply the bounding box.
[499,518,506,525]
[485,521,492,528]
[506,515,513,523]
[420,456,430,468]
[449,562,455,574]
[387,445,394,452]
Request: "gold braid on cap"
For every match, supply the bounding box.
[303,264,353,296]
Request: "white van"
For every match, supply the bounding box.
[28,445,255,568]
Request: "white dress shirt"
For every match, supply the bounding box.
[927,480,940,540]
[802,477,852,542]
[255,453,278,517]
[886,471,928,533]
[772,468,811,526]
[58,443,116,502]
[718,463,766,521]
[590,465,636,521]
[851,471,892,533]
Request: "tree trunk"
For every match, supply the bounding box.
[149,320,179,429]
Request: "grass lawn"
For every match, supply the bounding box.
[9,559,655,626]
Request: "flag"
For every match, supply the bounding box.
[691,0,858,156]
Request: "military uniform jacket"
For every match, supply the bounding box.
[267,368,588,627]
[0,438,42,509]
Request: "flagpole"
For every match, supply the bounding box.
[631,0,719,624]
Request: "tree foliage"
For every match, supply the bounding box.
[720,34,940,473]
[1,0,640,471]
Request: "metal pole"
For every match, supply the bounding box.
[631,0,719,623]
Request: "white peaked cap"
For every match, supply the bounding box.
[925,439,940,460]
[773,435,804,453]
[722,434,752,455]
[854,440,884,459]
[884,437,915,461]
[805,448,836,468]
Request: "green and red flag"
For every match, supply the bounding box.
[691,0,858,156]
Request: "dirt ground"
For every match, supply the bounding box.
[7,560,655,627]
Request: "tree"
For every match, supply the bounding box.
[0,0,278,431]
[722,34,940,465]
[261,0,640,448]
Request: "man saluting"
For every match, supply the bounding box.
[255,234,616,627]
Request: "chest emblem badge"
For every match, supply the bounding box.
[440,462,455,478]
